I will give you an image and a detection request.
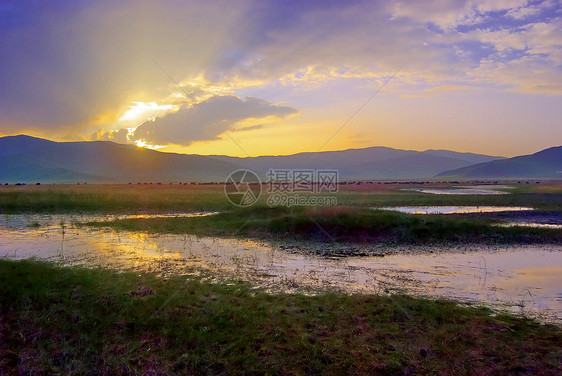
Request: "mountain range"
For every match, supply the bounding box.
[437,146,562,179]
[0,135,559,182]
[0,135,240,183]
[211,148,503,179]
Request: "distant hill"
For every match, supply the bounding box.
[0,135,506,183]
[210,148,504,180]
[437,146,562,179]
[0,135,241,183]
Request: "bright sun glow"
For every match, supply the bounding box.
[119,102,177,123]
[134,139,165,150]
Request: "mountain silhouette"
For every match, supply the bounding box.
[0,135,513,183]
[437,146,562,179]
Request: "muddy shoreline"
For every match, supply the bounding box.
[1,213,561,323]
[274,239,562,257]
[471,210,562,225]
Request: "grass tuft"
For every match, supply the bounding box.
[85,205,562,246]
[1,259,560,375]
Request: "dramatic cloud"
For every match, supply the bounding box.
[131,95,297,145]
[390,0,530,29]
[0,0,560,156]
[506,0,558,20]
[89,128,130,144]
[0,0,253,134]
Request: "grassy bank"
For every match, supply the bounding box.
[0,184,230,213]
[1,259,560,375]
[85,206,562,247]
[1,182,562,214]
[336,183,562,211]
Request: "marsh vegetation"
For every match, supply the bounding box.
[1,182,561,374]
[1,259,561,375]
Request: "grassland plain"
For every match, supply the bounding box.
[2,183,561,375]
[2,182,561,248]
[1,181,562,214]
[1,259,561,375]
[0,184,231,213]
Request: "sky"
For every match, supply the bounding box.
[0,0,561,157]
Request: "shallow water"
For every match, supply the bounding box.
[1,214,560,323]
[403,185,513,195]
[496,222,562,229]
[377,206,534,214]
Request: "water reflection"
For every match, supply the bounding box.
[0,214,560,323]
[403,185,513,195]
[495,222,562,229]
[377,206,534,214]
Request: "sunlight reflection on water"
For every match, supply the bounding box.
[377,206,534,214]
[402,185,514,195]
[495,222,562,229]
[0,214,560,323]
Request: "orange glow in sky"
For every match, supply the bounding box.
[0,0,560,157]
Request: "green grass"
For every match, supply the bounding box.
[0,184,231,214]
[85,206,562,246]
[334,184,562,210]
[1,259,560,375]
[1,182,561,214]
